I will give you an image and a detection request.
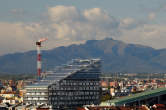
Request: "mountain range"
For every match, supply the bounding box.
[1,38,166,74]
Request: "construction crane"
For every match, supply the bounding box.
[36,38,47,80]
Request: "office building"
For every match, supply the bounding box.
[24,59,101,109]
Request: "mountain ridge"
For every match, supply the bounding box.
[1,38,166,74]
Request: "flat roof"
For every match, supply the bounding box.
[102,87,166,106]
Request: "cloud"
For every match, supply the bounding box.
[120,18,135,29]
[139,1,166,22]
[148,12,156,20]
[121,18,135,25]
[117,24,166,49]
[46,6,120,41]
[0,22,34,55]
[120,17,146,30]
[0,6,120,55]
[1,5,166,56]
[83,8,119,29]
[48,6,80,23]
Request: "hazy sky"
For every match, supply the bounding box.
[1,0,166,55]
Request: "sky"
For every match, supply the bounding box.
[1,0,166,55]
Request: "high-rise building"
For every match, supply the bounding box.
[24,59,101,109]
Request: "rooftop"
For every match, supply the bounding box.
[101,87,166,106]
[25,59,100,88]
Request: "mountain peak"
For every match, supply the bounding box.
[0,38,165,74]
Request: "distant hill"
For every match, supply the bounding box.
[1,38,166,74]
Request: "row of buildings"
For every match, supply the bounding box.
[100,76,166,98]
[0,59,166,109]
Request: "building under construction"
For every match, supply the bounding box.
[24,59,101,109]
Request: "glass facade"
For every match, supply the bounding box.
[24,59,101,109]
